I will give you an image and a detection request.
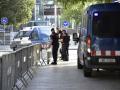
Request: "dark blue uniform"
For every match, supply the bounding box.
[61,34,70,61]
[50,31,59,64]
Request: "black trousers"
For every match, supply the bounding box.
[61,44,69,61]
[52,44,59,63]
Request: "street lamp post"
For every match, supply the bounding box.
[34,0,37,21]
[54,2,57,29]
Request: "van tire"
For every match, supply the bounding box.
[77,57,83,69]
[83,66,92,77]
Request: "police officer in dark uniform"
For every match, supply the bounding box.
[61,30,70,61]
[50,28,59,65]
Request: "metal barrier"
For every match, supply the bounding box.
[0,43,47,90]
[40,44,52,65]
[1,53,15,90]
[32,45,41,66]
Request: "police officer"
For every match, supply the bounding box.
[50,28,59,65]
[56,27,63,59]
[61,30,70,61]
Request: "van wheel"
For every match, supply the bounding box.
[77,57,83,69]
[83,66,92,77]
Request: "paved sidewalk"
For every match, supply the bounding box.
[23,50,77,90]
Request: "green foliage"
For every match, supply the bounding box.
[0,0,35,27]
[61,2,83,25]
[57,0,112,25]
[57,0,111,4]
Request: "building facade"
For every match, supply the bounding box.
[31,0,61,27]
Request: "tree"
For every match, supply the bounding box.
[61,2,83,25]
[57,0,111,4]
[57,0,112,27]
[0,0,35,27]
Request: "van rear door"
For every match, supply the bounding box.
[92,11,120,51]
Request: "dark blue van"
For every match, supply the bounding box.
[74,3,120,77]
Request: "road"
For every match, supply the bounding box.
[23,49,120,90]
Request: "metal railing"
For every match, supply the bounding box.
[0,43,50,90]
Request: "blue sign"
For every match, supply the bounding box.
[1,17,8,24]
[63,21,69,26]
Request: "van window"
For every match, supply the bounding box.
[30,31,39,40]
[92,11,120,37]
[14,31,26,38]
[23,31,31,37]
[14,31,31,38]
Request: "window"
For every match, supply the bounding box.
[30,31,39,40]
[93,11,120,37]
[14,30,32,39]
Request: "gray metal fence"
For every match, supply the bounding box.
[0,43,43,90]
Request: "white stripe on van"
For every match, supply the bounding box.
[91,50,120,56]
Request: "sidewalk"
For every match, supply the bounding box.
[23,49,77,90]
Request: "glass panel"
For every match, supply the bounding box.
[93,11,120,37]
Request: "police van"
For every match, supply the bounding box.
[73,3,120,77]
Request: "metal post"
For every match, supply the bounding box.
[10,24,13,44]
[54,4,57,29]
[3,24,5,45]
[34,0,37,21]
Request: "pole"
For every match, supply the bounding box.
[54,4,57,30]
[10,24,13,44]
[3,24,5,45]
[34,0,36,20]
